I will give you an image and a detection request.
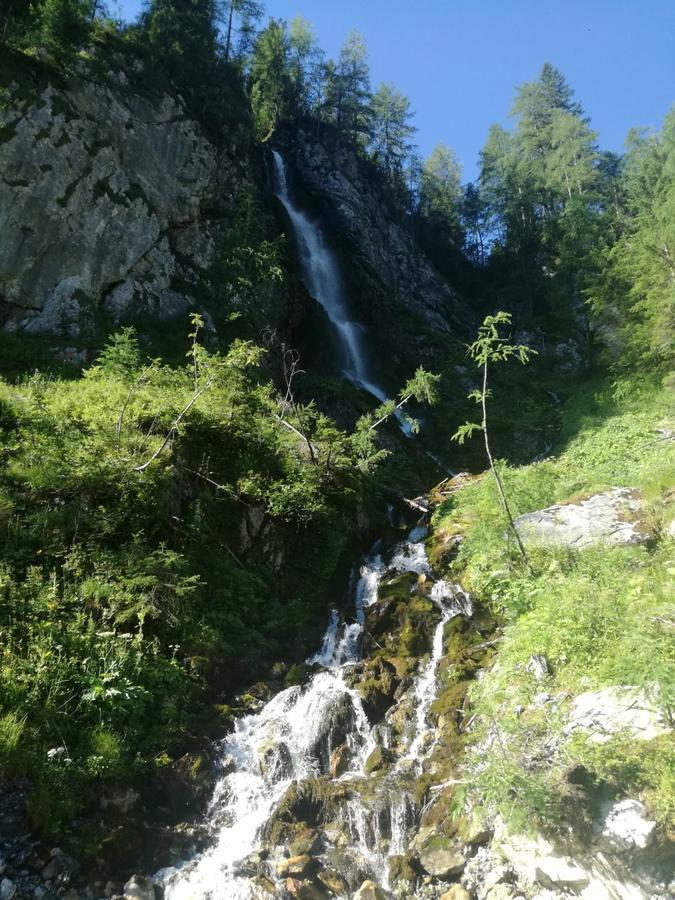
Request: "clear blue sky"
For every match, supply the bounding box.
[114,0,674,181]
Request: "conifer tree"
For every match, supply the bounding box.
[369,82,416,182]
[249,19,293,138]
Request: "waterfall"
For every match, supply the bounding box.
[400,579,474,766]
[156,528,473,898]
[271,150,413,436]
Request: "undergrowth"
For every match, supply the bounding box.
[432,373,675,833]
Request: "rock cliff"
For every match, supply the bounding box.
[0,52,249,336]
[275,128,470,371]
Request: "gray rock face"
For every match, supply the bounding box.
[566,686,670,743]
[514,488,647,549]
[0,61,246,334]
[285,130,467,339]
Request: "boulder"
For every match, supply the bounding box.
[566,686,670,743]
[353,881,387,900]
[418,837,466,879]
[123,875,156,900]
[363,745,395,776]
[514,488,647,549]
[525,655,551,682]
[533,857,589,892]
[42,848,80,881]
[289,828,321,857]
[276,854,314,878]
[0,879,16,900]
[440,887,472,900]
[316,867,349,895]
[259,740,293,781]
[600,799,657,852]
[284,879,328,900]
[329,743,350,778]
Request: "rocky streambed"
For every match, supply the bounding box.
[2,498,672,900]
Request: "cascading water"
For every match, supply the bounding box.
[271,150,413,436]
[157,526,473,899]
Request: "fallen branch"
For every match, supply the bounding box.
[134,376,214,472]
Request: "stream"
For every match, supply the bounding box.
[156,529,473,898]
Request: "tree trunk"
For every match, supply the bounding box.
[481,359,532,570]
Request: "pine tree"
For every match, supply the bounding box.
[418,142,462,230]
[331,30,371,147]
[249,19,292,138]
[369,82,416,181]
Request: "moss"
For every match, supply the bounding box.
[285,663,311,687]
[363,745,395,775]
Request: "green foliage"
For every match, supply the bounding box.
[587,106,675,373]
[434,375,675,831]
[0,322,417,832]
[1,0,99,58]
[250,19,293,138]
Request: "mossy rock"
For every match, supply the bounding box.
[289,827,322,857]
[316,867,349,895]
[353,660,399,722]
[363,745,395,776]
[378,571,418,603]
[430,681,470,725]
[387,851,419,887]
[285,663,312,686]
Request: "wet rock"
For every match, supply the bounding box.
[289,828,321,857]
[600,798,657,851]
[284,664,311,687]
[0,879,16,900]
[353,881,387,900]
[388,852,419,889]
[250,875,276,896]
[123,875,156,900]
[440,887,472,900]
[365,596,397,635]
[514,488,647,549]
[291,131,465,343]
[284,878,327,900]
[363,745,395,775]
[316,868,349,896]
[277,854,315,878]
[352,658,400,723]
[321,820,350,848]
[259,740,293,781]
[42,848,80,881]
[329,743,350,778]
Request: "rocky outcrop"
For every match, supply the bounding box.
[514,488,648,549]
[0,52,248,335]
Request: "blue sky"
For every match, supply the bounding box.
[114,0,675,181]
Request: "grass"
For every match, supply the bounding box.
[431,372,675,833]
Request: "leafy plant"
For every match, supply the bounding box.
[452,311,536,565]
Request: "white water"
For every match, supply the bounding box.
[161,531,463,899]
[271,150,413,437]
[400,580,474,765]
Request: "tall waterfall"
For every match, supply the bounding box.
[157,528,473,899]
[271,150,412,437]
